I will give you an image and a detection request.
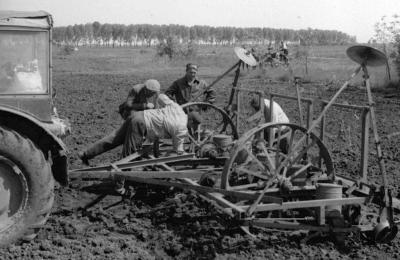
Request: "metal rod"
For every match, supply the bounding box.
[193,61,241,101]
[360,108,370,181]
[71,153,195,172]
[294,78,304,127]
[108,173,283,204]
[363,65,389,206]
[69,169,216,180]
[242,197,367,212]
[226,61,243,111]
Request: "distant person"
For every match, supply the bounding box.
[165,63,216,133]
[78,94,188,165]
[279,41,289,64]
[279,41,288,55]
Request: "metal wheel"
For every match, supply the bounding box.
[181,102,239,153]
[221,123,334,191]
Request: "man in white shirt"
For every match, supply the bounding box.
[79,94,188,165]
[250,97,290,153]
[143,94,188,154]
[250,97,290,125]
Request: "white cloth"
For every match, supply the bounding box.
[263,99,290,137]
[263,99,289,124]
[144,99,188,152]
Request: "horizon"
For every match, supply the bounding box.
[3,0,400,43]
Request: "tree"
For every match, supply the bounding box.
[373,15,400,43]
[373,14,400,83]
[92,21,101,46]
[100,23,113,46]
[84,23,94,46]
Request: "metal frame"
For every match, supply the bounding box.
[70,46,400,244]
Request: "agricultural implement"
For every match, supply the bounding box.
[70,45,399,244]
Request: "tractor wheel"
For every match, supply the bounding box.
[0,126,54,246]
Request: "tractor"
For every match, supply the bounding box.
[0,11,70,245]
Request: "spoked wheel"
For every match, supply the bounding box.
[181,102,239,154]
[221,123,334,191]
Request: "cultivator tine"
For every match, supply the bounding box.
[239,226,257,239]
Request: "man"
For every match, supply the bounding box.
[165,63,216,134]
[278,41,289,64]
[118,79,160,119]
[250,97,290,153]
[78,79,160,164]
[78,94,187,164]
[144,94,188,154]
[165,63,216,105]
[250,98,290,125]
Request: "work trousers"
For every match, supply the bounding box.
[83,111,147,159]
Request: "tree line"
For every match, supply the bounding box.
[53,22,357,47]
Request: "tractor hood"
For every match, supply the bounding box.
[0,10,53,29]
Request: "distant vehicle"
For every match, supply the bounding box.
[0,10,70,245]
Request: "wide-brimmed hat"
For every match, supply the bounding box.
[144,79,160,92]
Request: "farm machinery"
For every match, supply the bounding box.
[0,11,70,245]
[69,45,400,245]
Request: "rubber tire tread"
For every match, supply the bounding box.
[0,126,54,246]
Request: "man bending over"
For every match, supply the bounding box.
[79,94,188,165]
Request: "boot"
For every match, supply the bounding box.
[78,151,90,166]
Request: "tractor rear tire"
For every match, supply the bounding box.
[0,126,54,246]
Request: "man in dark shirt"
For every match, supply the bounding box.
[165,63,216,135]
[165,63,216,105]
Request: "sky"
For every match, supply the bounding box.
[2,0,400,43]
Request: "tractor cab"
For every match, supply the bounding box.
[0,11,70,245]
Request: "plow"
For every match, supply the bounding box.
[69,45,400,245]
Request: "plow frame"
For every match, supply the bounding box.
[69,46,399,244]
[69,86,396,241]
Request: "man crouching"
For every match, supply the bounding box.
[144,94,187,155]
[78,94,187,165]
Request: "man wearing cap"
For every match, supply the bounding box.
[78,94,188,164]
[118,79,161,119]
[165,63,216,134]
[78,79,160,163]
[165,63,215,105]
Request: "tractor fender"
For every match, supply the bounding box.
[0,106,69,185]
